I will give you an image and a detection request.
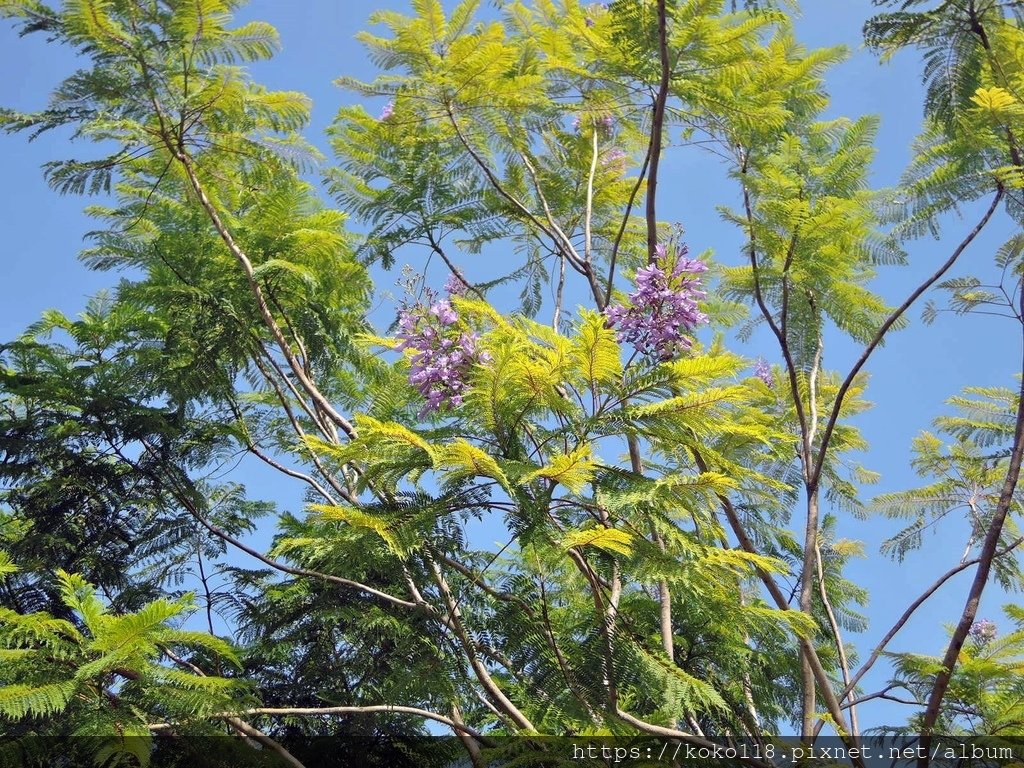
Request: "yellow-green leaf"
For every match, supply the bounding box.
[571,309,621,388]
[310,503,400,553]
[971,86,1017,113]
[0,552,17,577]
[358,416,435,457]
[521,447,597,493]
[563,527,634,557]
[435,440,510,490]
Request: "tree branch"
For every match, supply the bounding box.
[150,705,495,746]
[831,534,1024,711]
[691,450,858,756]
[918,285,1024,765]
[644,0,672,264]
[809,188,1004,492]
[605,144,652,302]
[614,709,773,768]
[167,146,357,440]
[160,647,307,768]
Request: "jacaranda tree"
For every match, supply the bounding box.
[0,0,1023,766]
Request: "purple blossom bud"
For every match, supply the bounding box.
[572,115,582,132]
[378,101,395,121]
[674,258,707,275]
[444,271,469,297]
[969,619,997,643]
[605,243,708,360]
[585,16,595,27]
[430,300,458,326]
[601,147,628,170]
[601,114,615,131]
[753,357,773,387]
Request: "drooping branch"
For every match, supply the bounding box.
[132,440,423,612]
[245,354,355,503]
[183,496,421,611]
[740,171,810,450]
[533,553,603,725]
[566,546,620,709]
[444,103,603,306]
[425,229,485,300]
[225,400,339,506]
[519,150,605,306]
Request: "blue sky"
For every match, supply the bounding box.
[1,0,1020,734]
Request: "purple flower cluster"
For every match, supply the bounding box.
[378,101,395,121]
[602,147,628,171]
[396,292,488,414]
[969,619,997,643]
[605,245,708,360]
[444,271,469,297]
[753,358,773,387]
